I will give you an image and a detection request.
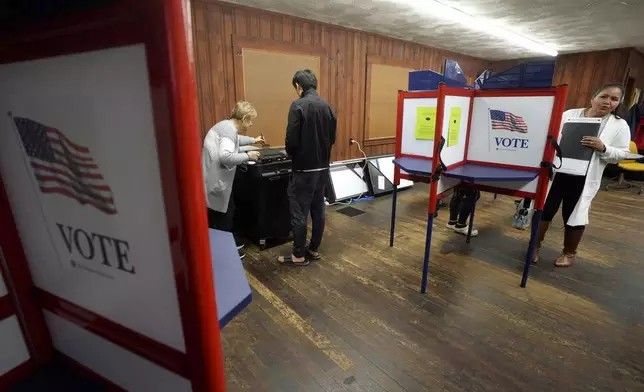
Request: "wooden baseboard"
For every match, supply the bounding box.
[363,137,395,147]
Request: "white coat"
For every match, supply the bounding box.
[550,108,631,226]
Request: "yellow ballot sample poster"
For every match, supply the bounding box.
[415,107,436,140]
[447,107,462,147]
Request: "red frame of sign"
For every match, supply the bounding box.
[0,1,226,391]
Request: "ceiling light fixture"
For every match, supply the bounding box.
[395,0,558,57]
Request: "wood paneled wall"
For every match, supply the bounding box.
[192,0,488,161]
[551,49,631,109]
[489,49,634,110]
[625,50,644,103]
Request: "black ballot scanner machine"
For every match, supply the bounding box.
[233,147,293,249]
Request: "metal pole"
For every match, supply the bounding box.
[521,210,543,287]
[389,185,397,247]
[420,212,434,293]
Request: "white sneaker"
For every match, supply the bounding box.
[446,222,456,230]
[452,225,479,237]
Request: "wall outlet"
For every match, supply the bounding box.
[349,137,354,145]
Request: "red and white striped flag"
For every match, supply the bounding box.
[490,109,528,133]
[12,116,117,214]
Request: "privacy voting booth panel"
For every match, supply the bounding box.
[394,89,472,192]
[0,45,190,391]
[395,84,567,212]
[1,45,186,351]
[399,94,438,160]
[465,93,556,196]
[391,83,567,292]
[0,1,236,391]
[434,87,564,208]
[0,273,6,298]
[434,91,472,195]
[0,266,31,386]
[465,89,561,208]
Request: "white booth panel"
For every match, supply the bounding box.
[0,316,30,377]
[0,45,185,351]
[401,98,437,158]
[0,272,7,298]
[467,96,555,168]
[45,311,192,392]
[440,95,471,167]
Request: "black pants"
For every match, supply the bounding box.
[448,187,478,226]
[207,196,235,231]
[288,170,327,258]
[207,197,242,246]
[542,173,586,229]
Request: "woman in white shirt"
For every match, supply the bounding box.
[203,101,264,258]
[532,83,631,267]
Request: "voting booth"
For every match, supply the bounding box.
[390,83,568,292]
[0,240,32,390]
[0,1,250,391]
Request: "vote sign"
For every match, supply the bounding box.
[0,45,186,351]
[468,96,555,168]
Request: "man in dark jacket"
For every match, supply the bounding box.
[279,69,336,266]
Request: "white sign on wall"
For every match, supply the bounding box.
[468,96,555,168]
[0,45,186,351]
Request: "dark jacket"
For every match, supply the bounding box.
[285,90,337,171]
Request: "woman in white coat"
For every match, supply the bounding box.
[533,83,631,267]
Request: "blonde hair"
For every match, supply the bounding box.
[230,101,257,122]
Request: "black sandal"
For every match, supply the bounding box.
[278,255,309,266]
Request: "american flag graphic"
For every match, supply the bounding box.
[489,109,528,133]
[13,117,117,215]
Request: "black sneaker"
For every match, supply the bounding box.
[238,249,246,259]
[236,243,245,251]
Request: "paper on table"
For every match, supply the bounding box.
[415,106,436,140]
[447,107,462,147]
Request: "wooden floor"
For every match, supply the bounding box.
[221,183,644,392]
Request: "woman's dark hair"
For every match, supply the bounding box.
[591,83,626,118]
[292,69,318,92]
